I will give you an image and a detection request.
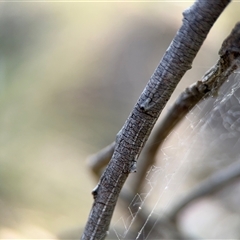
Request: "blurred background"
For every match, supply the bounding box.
[0,1,240,239]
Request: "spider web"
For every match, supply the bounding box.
[112,71,240,239]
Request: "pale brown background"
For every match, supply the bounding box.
[0,1,240,238]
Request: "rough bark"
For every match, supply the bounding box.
[131,21,240,194]
[130,22,240,238]
[81,1,231,239]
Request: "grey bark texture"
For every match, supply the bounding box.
[81,1,231,239]
[131,21,240,194]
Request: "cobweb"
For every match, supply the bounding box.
[112,70,240,239]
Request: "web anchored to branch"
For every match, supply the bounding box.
[82,1,237,240]
[110,24,240,239]
[122,76,240,239]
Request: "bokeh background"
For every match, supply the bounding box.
[0,1,240,239]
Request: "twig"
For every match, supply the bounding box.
[125,157,240,239]
[87,22,240,194]
[131,21,240,193]
[126,21,240,238]
[87,22,240,236]
[81,1,231,239]
[128,22,240,238]
[168,159,240,222]
[87,142,115,179]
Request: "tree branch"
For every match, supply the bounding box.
[87,142,115,179]
[88,21,240,196]
[130,21,240,194]
[127,21,240,237]
[81,1,231,239]
[168,159,240,223]
[127,158,240,239]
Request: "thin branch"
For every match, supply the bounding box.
[168,159,240,223]
[131,21,240,193]
[87,22,240,239]
[88,22,240,195]
[126,21,240,238]
[87,142,115,179]
[81,1,231,239]
[126,158,240,239]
